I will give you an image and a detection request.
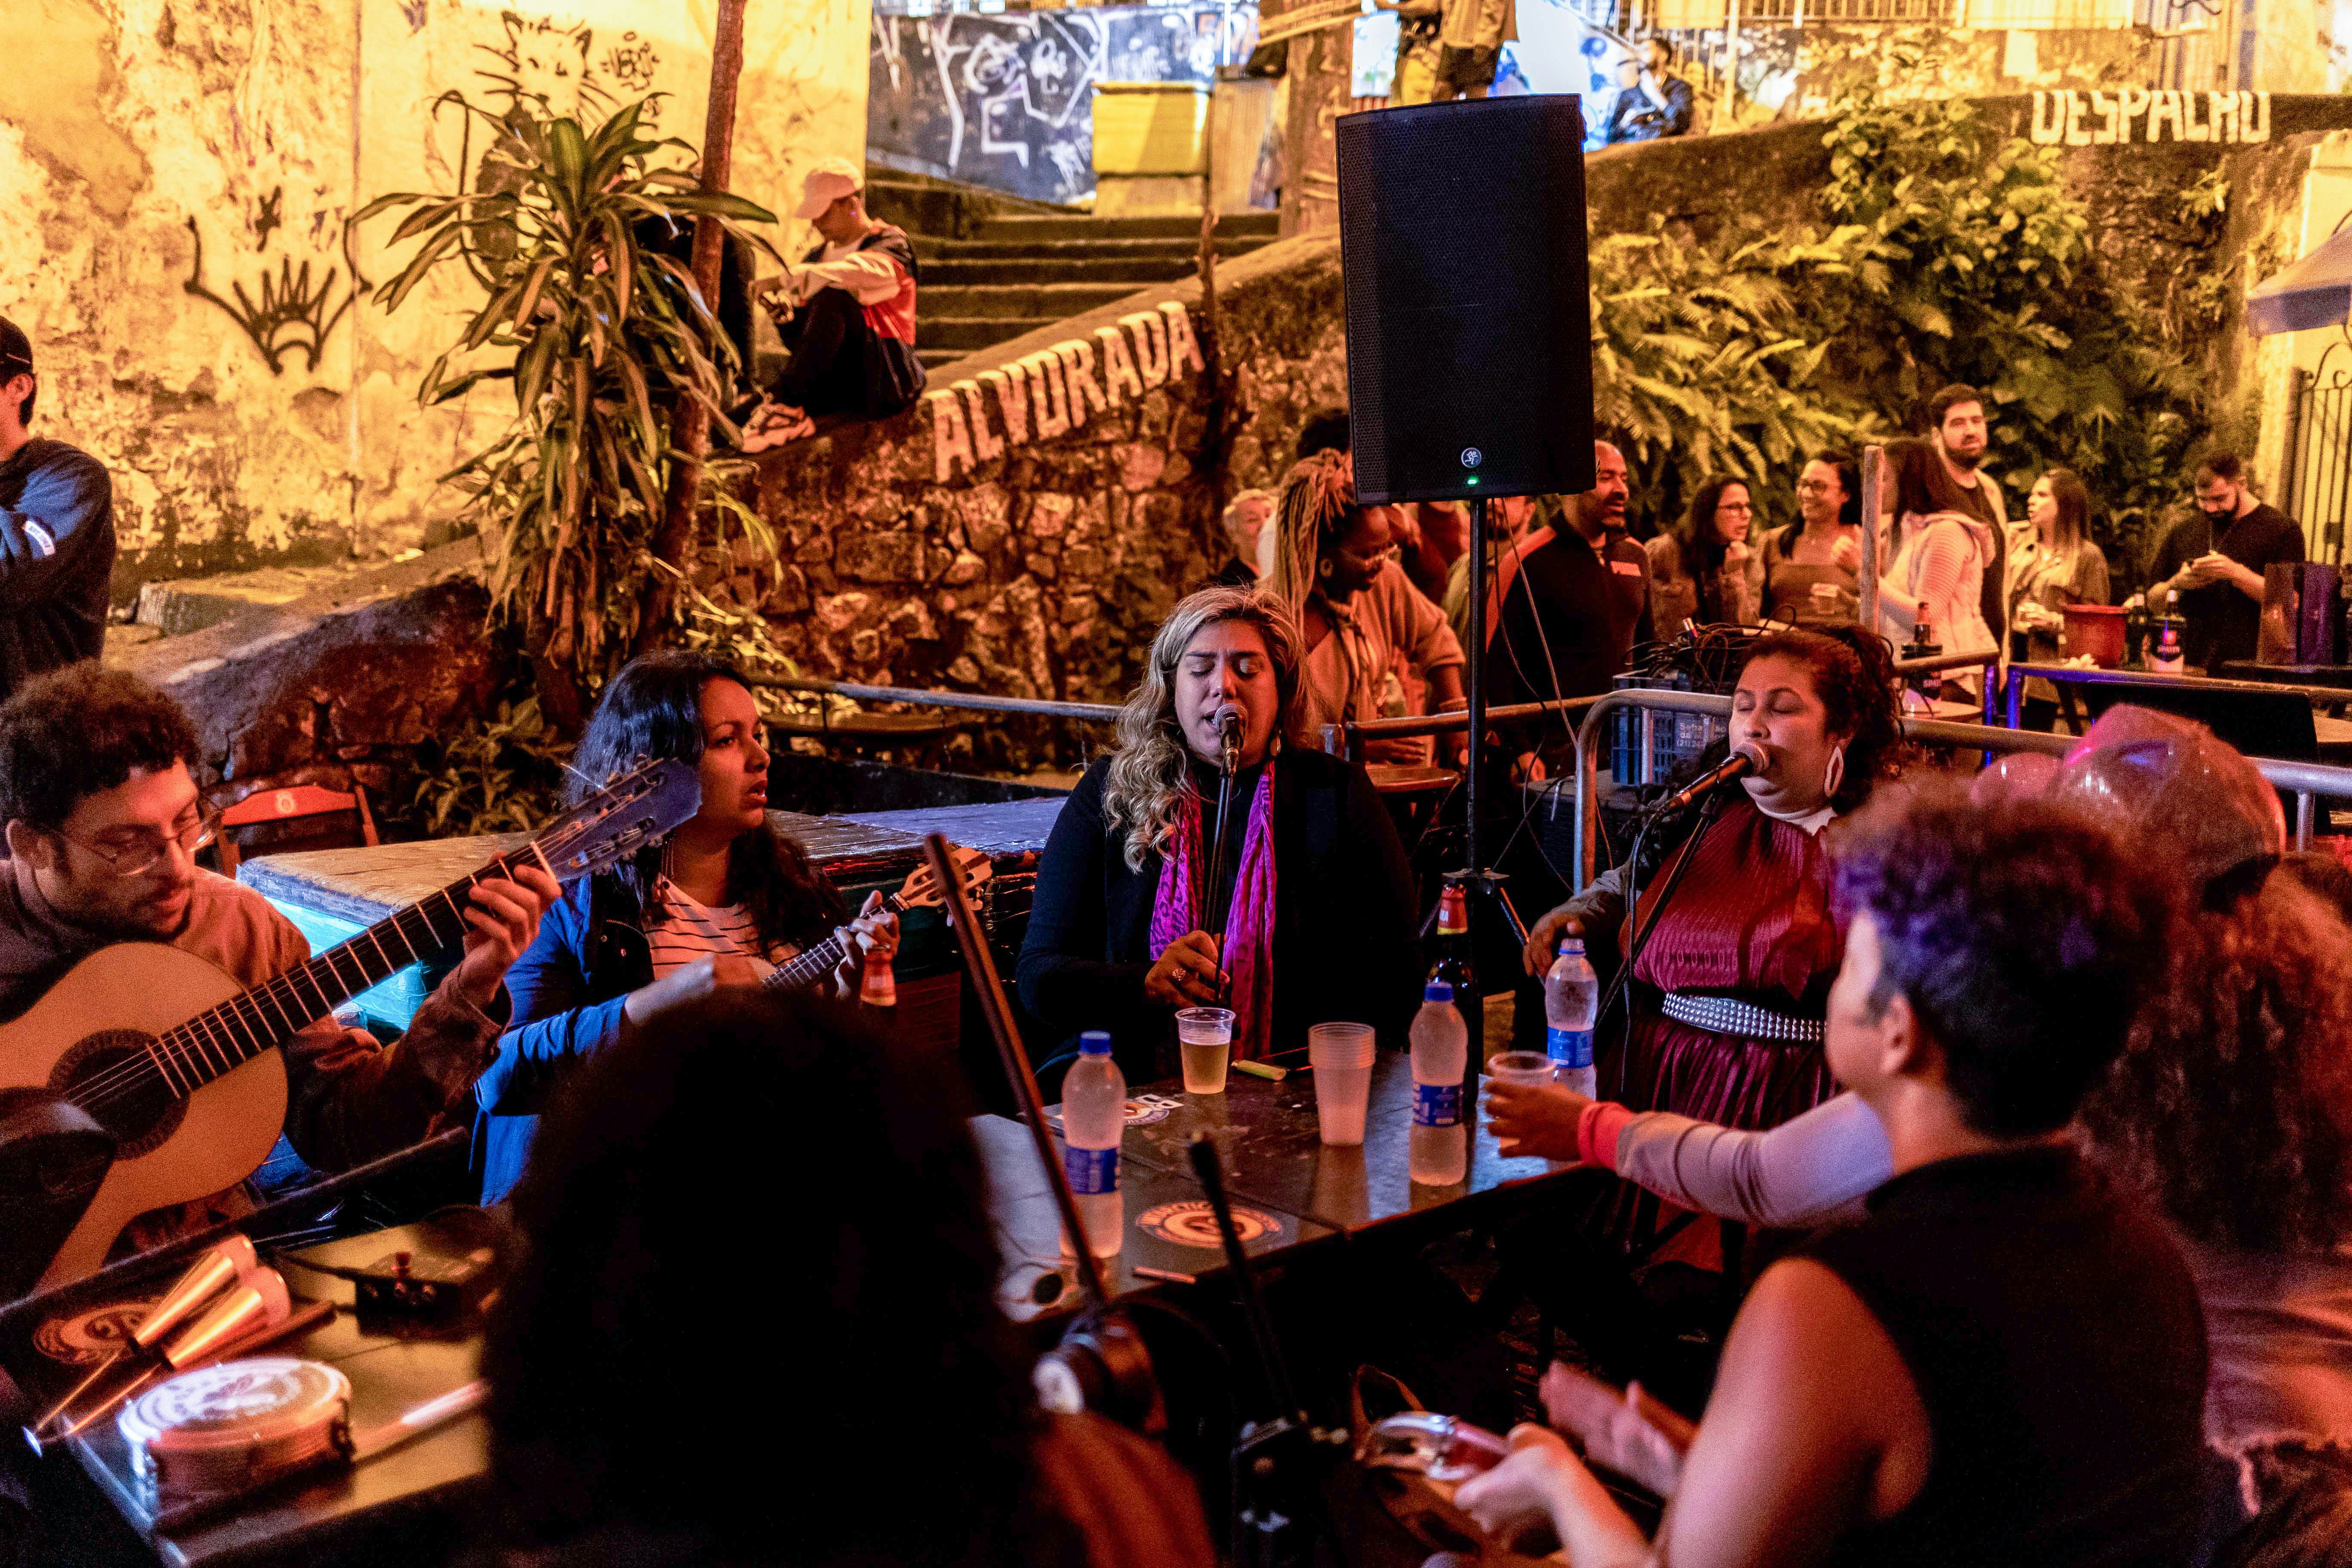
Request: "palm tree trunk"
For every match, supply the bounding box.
[637,0,750,655]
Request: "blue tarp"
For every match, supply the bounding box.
[2248,226,2352,336]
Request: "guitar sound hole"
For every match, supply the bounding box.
[52,1032,186,1160]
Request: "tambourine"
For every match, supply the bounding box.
[118,1357,350,1504]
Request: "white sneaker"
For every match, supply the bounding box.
[740,401,816,452]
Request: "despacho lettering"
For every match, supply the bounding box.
[2029,89,2271,147]
[928,300,1206,484]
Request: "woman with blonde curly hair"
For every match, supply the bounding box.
[1016,586,1423,1078]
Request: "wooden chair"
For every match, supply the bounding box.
[215,782,378,877]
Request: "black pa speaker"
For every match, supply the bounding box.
[1337,97,1596,505]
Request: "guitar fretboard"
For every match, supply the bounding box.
[129,843,558,1102]
[762,894,907,996]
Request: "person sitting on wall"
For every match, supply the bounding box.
[739,158,925,452]
[0,318,115,707]
[1604,38,1694,144]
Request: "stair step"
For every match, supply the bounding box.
[915,233,1274,264]
[920,254,1200,286]
[919,347,968,370]
[919,282,1148,320]
[918,315,1064,351]
[974,211,1280,242]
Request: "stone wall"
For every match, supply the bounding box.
[735,233,1345,757]
[0,0,868,602]
[115,541,498,804]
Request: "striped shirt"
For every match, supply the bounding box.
[646,879,798,981]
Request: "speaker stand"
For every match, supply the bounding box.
[1452,494,1531,1109]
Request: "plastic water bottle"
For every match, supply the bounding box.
[1060,1031,1125,1259]
[1410,980,1469,1186]
[1545,940,1599,1099]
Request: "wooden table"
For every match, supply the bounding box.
[8,1216,493,1568]
[970,1113,1336,1325]
[976,1053,1581,1321]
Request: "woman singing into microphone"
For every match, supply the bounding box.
[1521,626,1906,1131]
[1017,587,1424,1081]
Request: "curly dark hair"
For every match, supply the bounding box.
[481,989,1038,1560]
[0,665,197,831]
[1836,791,2176,1138]
[1741,625,1905,814]
[2079,872,2352,1254]
[573,650,845,949]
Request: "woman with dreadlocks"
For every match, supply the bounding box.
[1267,449,1469,766]
[1016,586,1424,1081]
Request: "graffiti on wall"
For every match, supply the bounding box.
[2028,89,2271,144]
[182,213,368,377]
[929,303,1207,482]
[868,6,1255,204]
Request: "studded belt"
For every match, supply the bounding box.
[1659,991,1825,1045]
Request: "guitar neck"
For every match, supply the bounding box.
[153,843,557,1098]
[763,894,905,995]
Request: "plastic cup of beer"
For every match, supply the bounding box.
[1308,1022,1378,1145]
[1176,1007,1236,1094]
[1487,1050,1556,1088]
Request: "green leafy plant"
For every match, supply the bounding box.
[1588,227,1871,525]
[1590,60,2220,578]
[355,92,779,715]
[398,693,575,839]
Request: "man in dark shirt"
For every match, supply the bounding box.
[1604,39,1695,143]
[0,318,114,706]
[1925,383,2009,647]
[2146,450,2306,671]
[1455,796,2211,1565]
[1486,439,1653,776]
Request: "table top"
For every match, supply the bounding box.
[976,1053,1578,1321]
[34,1214,495,1568]
[1365,765,1461,797]
[1116,1053,1570,1241]
[970,1114,1336,1323]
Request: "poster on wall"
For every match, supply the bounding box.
[868,2,1258,204]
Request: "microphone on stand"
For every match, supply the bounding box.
[1215,705,1243,776]
[1654,743,1768,814]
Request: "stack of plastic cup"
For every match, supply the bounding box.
[1308,1022,1378,1145]
[1486,1050,1556,1087]
[1176,1007,1236,1094]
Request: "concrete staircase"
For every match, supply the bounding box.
[913,211,1281,371]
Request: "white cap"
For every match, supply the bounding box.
[793,156,865,220]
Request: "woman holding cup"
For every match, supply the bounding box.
[1017,587,1423,1089]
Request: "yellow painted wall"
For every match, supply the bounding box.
[0,0,868,596]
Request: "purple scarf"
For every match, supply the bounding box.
[1149,769,1277,1058]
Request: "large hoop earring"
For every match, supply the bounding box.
[1823,744,1847,802]
[1318,557,1334,578]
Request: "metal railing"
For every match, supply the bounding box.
[744,674,1121,724]
[1568,687,2352,886]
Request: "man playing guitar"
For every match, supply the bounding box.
[0,665,559,1251]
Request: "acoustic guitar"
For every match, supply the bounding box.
[0,759,703,1294]
[760,844,994,995]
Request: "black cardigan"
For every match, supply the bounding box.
[1016,748,1424,1070]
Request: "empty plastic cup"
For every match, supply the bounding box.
[1308,1022,1378,1145]
[1176,1007,1235,1094]
[1487,1050,1555,1087]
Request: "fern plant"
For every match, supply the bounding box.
[355,93,778,715]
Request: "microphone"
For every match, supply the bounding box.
[1655,743,1767,814]
[1215,706,1243,775]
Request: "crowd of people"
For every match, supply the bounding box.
[5,280,2348,1564]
